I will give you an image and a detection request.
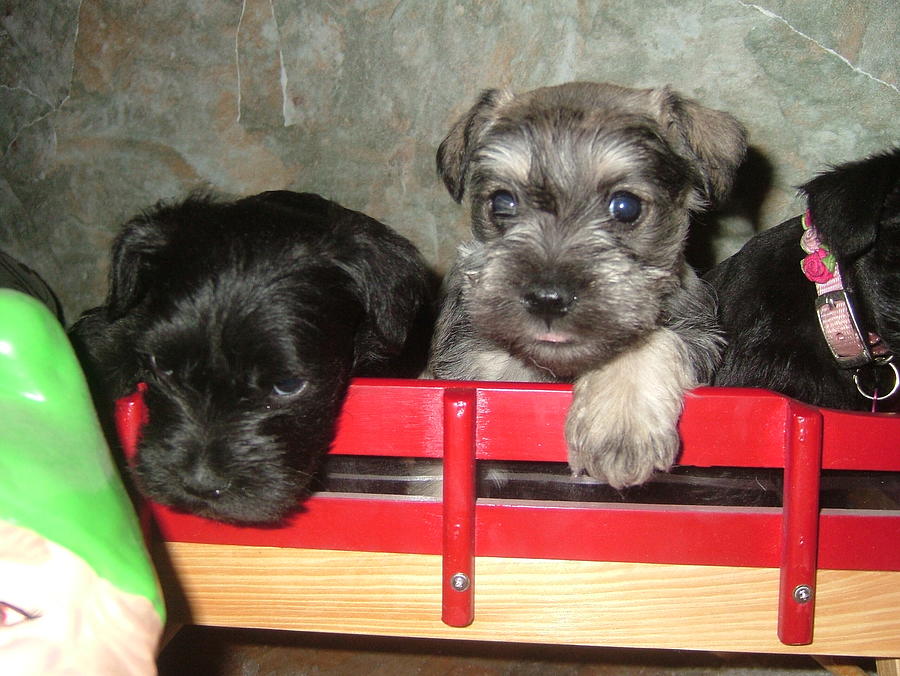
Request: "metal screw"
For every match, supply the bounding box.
[450,572,470,592]
[793,584,813,604]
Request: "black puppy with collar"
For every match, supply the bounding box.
[705,148,900,410]
[70,191,432,523]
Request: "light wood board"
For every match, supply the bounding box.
[157,542,900,658]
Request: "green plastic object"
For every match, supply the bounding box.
[0,289,165,621]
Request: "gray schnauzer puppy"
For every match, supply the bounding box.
[429,82,747,488]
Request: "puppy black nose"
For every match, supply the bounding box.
[523,287,574,324]
[182,468,228,501]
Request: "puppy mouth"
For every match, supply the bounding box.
[533,330,577,345]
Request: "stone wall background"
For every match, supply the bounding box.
[1,0,897,321]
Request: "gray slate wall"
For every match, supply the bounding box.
[2,1,897,320]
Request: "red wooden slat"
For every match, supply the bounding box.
[441,389,477,627]
[817,510,900,569]
[820,407,900,471]
[145,499,900,571]
[333,381,900,470]
[333,380,447,457]
[114,381,148,460]
[778,403,822,645]
[149,496,443,553]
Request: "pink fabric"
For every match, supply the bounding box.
[801,210,871,363]
[816,296,868,359]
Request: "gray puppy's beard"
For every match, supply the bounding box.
[458,231,682,378]
[430,81,747,487]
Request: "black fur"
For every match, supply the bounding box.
[706,148,900,410]
[70,191,431,523]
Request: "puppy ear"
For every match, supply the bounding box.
[103,212,170,320]
[437,88,513,202]
[653,86,748,206]
[333,212,433,371]
[802,148,900,261]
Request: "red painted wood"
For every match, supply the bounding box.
[473,502,782,567]
[333,382,900,468]
[117,380,900,471]
[441,389,477,627]
[778,403,823,645]
[145,497,900,571]
[817,510,900,569]
[820,407,900,471]
[115,377,900,634]
[333,380,447,457]
[148,495,443,553]
[331,382,804,467]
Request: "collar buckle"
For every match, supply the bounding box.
[814,289,873,368]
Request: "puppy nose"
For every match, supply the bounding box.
[182,467,228,500]
[523,287,574,324]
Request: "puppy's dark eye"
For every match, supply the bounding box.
[272,377,307,397]
[608,191,642,223]
[149,354,174,378]
[489,190,518,218]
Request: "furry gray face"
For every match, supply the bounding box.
[437,82,746,379]
[431,82,746,489]
[461,122,693,377]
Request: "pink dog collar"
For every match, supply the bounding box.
[800,209,897,405]
[800,210,887,367]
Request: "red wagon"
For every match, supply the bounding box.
[117,380,900,672]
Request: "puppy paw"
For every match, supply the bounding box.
[566,395,681,487]
[564,329,695,488]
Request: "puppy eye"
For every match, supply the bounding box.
[489,190,518,218]
[608,191,642,223]
[272,377,307,397]
[149,354,174,378]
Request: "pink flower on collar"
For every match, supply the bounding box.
[800,209,837,284]
[801,248,835,284]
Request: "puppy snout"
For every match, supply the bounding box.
[523,286,575,325]
[182,463,229,500]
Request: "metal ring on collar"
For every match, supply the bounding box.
[853,356,899,401]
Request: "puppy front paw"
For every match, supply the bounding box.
[565,394,681,488]
[563,329,695,488]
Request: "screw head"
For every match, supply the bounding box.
[450,572,470,592]
[793,584,813,604]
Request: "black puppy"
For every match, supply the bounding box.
[706,149,899,410]
[70,191,431,523]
